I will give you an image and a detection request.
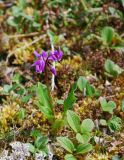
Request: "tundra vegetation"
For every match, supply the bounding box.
[0,0,124,160]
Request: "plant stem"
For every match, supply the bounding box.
[45,66,49,89]
[51,43,55,91]
[81,0,88,11]
[45,67,54,116]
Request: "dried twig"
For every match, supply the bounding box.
[8,32,40,39]
[6,34,47,64]
[88,7,103,13]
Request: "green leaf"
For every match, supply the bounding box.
[121,0,124,7]
[82,132,91,143]
[30,129,42,138]
[112,155,121,160]
[100,119,107,126]
[76,143,92,154]
[109,7,123,19]
[37,82,52,109]
[100,97,107,109]
[7,18,18,27]
[18,108,26,119]
[52,119,65,133]
[100,97,116,114]
[101,26,114,44]
[76,133,91,144]
[108,116,122,131]
[76,133,84,143]
[37,83,53,119]
[21,94,32,103]
[57,137,75,153]
[12,73,21,83]
[64,83,77,112]
[9,84,18,91]
[16,87,25,95]
[28,143,36,153]
[3,85,12,93]
[22,14,32,21]
[35,136,48,149]
[104,59,123,77]
[47,30,59,44]
[18,0,27,9]
[34,10,40,21]
[81,119,94,133]
[57,99,64,105]
[32,22,41,28]
[65,154,77,160]
[86,82,96,97]
[77,76,87,91]
[105,59,113,73]
[12,6,22,17]
[37,147,48,155]
[38,102,54,119]
[107,101,116,114]
[67,110,80,133]
[121,99,124,112]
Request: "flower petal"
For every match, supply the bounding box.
[48,54,58,61]
[38,60,45,72]
[31,60,40,67]
[32,59,45,73]
[36,65,41,73]
[34,50,41,58]
[48,50,63,62]
[50,67,56,75]
[31,62,36,67]
[42,50,47,59]
[57,50,63,61]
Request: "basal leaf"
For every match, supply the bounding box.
[64,83,77,112]
[76,133,84,143]
[77,76,87,92]
[100,119,107,126]
[35,136,48,149]
[37,82,52,109]
[86,82,96,97]
[57,137,75,153]
[28,143,36,153]
[52,119,65,133]
[121,0,124,7]
[108,116,122,131]
[104,59,123,77]
[3,84,12,93]
[30,129,42,138]
[81,119,94,133]
[101,26,114,44]
[100,97,107,109]
[21,94,32,103]
[65,154,77,160]
[76,133,91,144]
[18,108,26,119]
[100,97,116,114]
[38,102,54,119]
[67,110,80,133]
[76,143,92,154]
[107,101,116,114]
[121,99,124,112]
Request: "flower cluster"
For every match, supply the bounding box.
[32,50,63,75]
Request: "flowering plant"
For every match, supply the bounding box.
[32,50,63,75]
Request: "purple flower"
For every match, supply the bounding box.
[32,50,63,75]
[48,50,63,61]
